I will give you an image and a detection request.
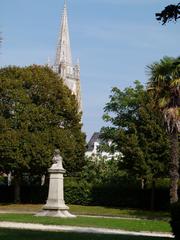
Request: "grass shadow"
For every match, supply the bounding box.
[0,229,172,240]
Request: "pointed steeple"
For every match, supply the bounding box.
[53,1,82,113]
[55,1,72,66]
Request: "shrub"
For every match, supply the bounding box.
[64,178,92,205]
[0,177,173,211]
[170,202,180,240]
[21,185,48,203]
[0,185,14,202]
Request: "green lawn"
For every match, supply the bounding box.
[69,205,170,219]
[0,213,171,233]
[0,229,172,240]
[0,204,170,219]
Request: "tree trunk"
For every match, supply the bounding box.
[7,172,12,186]
[141,178,145,190]
[150,180,155,211]
[169,131,179,204]
[14,175,21,203]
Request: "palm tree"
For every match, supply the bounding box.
[156,3,180,24]
[147,56,180,204]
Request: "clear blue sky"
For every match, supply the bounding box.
[1,0,179,140]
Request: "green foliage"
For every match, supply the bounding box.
[64,157,126,206]
[156,3,180,24]
[64,178,92,205]
[147,56,180,204]
[0,175,6,185]
[80,157,125,185]
[0,65,85,176]
[100,81,169,183]
[0,179,172,210]
[170,202,180,239]
[147,56,180,133]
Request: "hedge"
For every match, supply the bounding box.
[0,178,173,210]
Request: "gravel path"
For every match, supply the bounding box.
[0,221,174,238]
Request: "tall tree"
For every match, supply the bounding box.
[147,56,180,203]
[100,81,169,209]
[0,65,86,202]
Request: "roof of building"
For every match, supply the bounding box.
[87,132,101,151]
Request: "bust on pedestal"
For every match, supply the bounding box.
[37,149,75,218]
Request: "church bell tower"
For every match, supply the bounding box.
[53,1,82,112]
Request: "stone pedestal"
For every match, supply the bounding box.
[37,150,75,218]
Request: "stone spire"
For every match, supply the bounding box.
[53,1,82,113]
[55,1,72,66]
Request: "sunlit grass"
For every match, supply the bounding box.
[0,204,170,219]
[0,213,171,233]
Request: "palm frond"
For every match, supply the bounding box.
[159,97,170,108]
[163,107,180,132]
[170,78,180,87]
[147,56,180,133]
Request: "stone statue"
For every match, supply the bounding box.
[51,149,64,170]
[36,148,75,218]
